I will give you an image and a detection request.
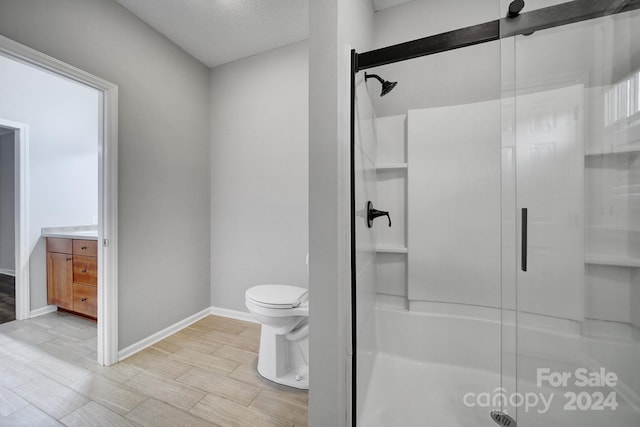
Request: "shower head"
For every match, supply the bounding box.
[380,80,398,96]
[365,73,397,97]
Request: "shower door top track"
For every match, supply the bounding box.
[355,0,640,71]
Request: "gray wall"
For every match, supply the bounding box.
[309,0,373,425]
[0,131,14,273]
[371,0,501,117]
[209,41,309,312]
[0,0,211,349]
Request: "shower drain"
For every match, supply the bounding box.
[490,410,516,427]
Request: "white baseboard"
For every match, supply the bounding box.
[0,268,15,277]
[30,305,57,318]
[118,307,212,361]
[209,305,258,324]
[117,305,259,362]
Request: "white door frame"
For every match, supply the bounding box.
[0,35,119,366]
[0,120,29,322]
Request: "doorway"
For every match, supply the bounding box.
[0,35,119,366]
[0,127,15,323]
[0,121,28,325]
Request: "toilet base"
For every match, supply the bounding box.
[257,365,309,389]
[257,324,309,390]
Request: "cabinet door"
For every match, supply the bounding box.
[47,252,73,310]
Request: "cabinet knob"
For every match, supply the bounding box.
[81,297,87,302]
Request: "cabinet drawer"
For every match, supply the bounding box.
[73,283,97,318]
[47,237,72,254]
[73,255,97,286]
[73,240,97,257]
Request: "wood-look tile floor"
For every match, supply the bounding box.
[0,312,308,426]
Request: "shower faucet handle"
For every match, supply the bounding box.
[367,201,392,228]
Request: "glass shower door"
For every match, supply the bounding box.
[355,35,508,426]
[510,8,640,426]
[352,64,380,424]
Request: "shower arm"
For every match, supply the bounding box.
[364,73,385,85]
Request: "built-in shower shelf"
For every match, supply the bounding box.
[375,246,408,254]
[585,255,640,268]
[585,146,640,156]
[376,163,408,170]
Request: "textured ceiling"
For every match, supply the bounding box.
[114,0,309,68]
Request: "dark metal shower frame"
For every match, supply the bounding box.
[349,0,640,425]
[354,0,640,72]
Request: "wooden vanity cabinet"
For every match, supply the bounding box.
[46,237,98,319]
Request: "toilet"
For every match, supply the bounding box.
[245,284,309,389]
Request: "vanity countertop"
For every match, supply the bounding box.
[41,226,98,241]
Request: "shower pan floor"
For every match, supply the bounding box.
[358,352,639,427]
[359,353,497,427]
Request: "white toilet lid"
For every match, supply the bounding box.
[246,285,308,309]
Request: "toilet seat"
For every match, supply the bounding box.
[246,285,308,309]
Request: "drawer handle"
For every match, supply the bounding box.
[66,257,72,261]
[81,246,87,250]
[81,297,87,302]
[81,268,87,273]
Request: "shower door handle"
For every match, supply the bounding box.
[521,208,527,272]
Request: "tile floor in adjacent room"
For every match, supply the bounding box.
[0,311,308,426]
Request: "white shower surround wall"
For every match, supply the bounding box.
[362,88,640,425]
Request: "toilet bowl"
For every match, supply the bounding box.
[245,284,309,389]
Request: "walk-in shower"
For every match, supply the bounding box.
[351,1,640,426]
